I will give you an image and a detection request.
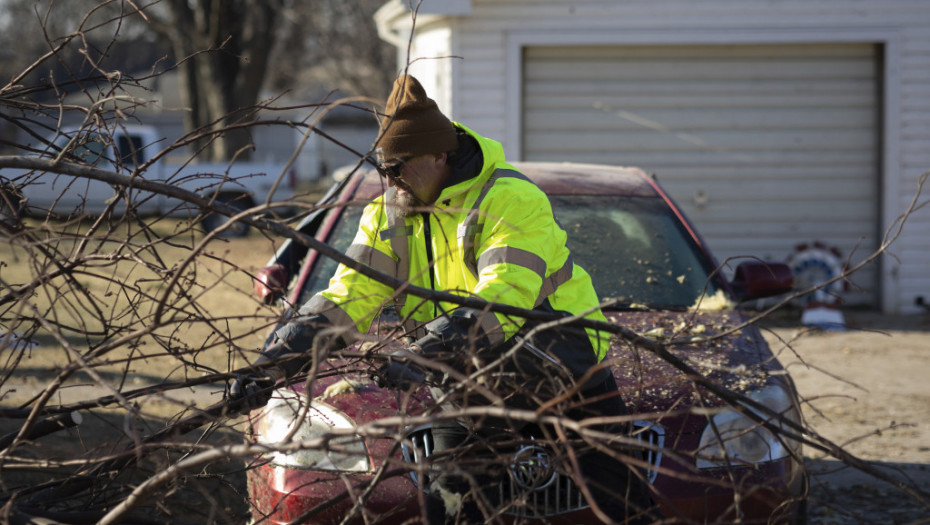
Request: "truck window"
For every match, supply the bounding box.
[117,135,146,167]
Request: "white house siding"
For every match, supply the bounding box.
[899,31,930,313]
[377,0,930,314]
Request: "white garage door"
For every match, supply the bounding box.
[523,43,880,305]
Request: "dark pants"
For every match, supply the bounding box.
[567,373,655,524]
[423,373,655,524]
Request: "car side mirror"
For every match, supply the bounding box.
[729,261,794,300]
[254,264,288,305]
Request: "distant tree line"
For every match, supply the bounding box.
[0,0,394,161]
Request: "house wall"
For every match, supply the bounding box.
[381,0,930,314]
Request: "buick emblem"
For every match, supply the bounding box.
[509,445,556,491]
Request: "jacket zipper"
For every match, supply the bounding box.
[421,212,438,317]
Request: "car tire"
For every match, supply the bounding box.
[202,193,252,238]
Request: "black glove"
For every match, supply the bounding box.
[372,350,426,390]
[228,372,276,413]
[228,313,338,413]
[415,308,492,356]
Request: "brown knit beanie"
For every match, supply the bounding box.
[376,75,458,162]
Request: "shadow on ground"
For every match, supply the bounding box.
[806,458,930,524]
[0,405,250,524]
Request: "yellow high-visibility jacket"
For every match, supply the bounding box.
[302,123,609,377]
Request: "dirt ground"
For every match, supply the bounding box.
[760,310,930,524]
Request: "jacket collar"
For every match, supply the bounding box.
[435,122,508,207]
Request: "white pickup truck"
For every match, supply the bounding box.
[1,125,297,237]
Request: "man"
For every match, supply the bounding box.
[231,75,653,523]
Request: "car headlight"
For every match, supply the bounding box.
[253,389,370,472]
[696,383,802,469]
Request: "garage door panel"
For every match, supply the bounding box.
[656,165,876,179]
[523,43,880,305]
[525,128,875,151]
[531,149,877,168]
[684,201,873,222]
[526,92,877,110]
[695,221,874,240]
[525,58,875,82]
[526,77,878,97]
[668,180,876,202]
[708,238,878,263]
[530,43,874,60]
[525,107,876,131]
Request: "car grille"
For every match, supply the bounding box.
[633,420,665,484]
[401,421,664,518]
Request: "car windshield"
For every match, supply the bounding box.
[299,193,720,310]
[553,195,720,310]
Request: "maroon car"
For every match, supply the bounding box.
[246,163,806,524]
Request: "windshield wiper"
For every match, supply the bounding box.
[600,299,688,312]
[600,298,650,311]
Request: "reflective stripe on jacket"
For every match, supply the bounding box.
[310,123,609,364]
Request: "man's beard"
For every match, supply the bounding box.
[385,186,420,221]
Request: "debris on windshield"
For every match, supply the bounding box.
[673,320,709,342]
[689,289,735,312]
[643,327,667,340]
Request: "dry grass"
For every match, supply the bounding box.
[0,216,303,522]
[1,216,290,416]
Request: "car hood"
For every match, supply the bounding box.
[294,310,780,427]
[603,310,781,413]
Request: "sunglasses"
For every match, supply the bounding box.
[376,155,413,181]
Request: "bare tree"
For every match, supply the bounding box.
[143,0,394,161]
[0,0,393,162]
[268,0,397,101]
[1,4,929,525]
[144,0,283,162]
[0,1,169,157]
